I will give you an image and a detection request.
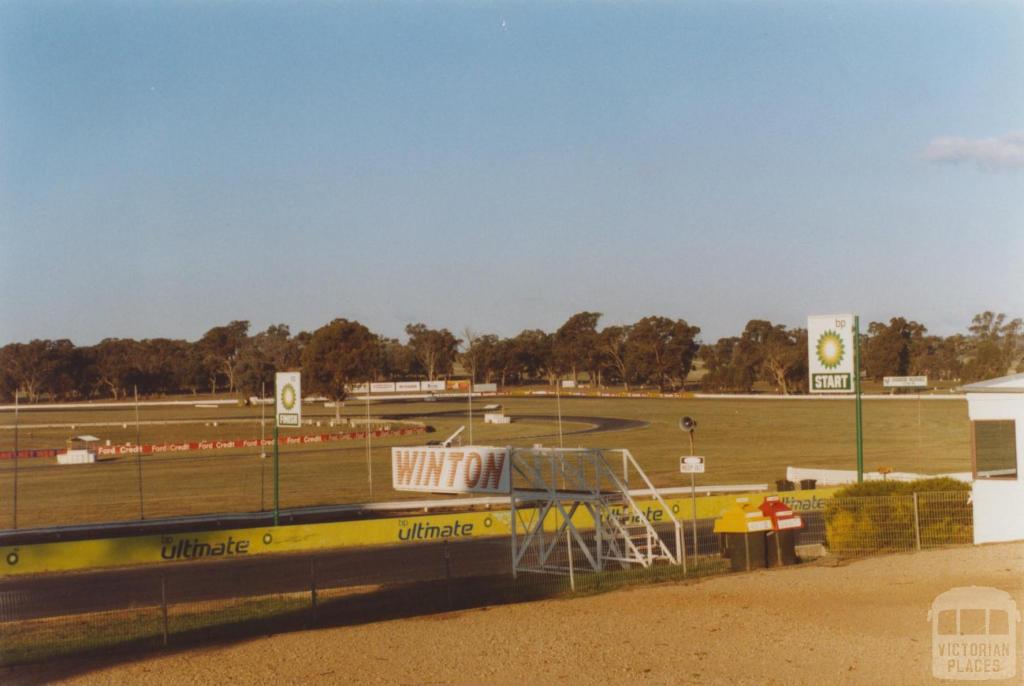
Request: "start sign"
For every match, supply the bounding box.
[808,314,856,393]
[680,456,706,474]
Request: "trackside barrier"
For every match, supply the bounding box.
[786,466,971,485]
[0,488,839,576]
[0,492,973,668]
[0,425,428,460]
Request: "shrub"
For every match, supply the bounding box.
[831,477,969,498]
[825,478,972,554]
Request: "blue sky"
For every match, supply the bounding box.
[2,1,1022,345]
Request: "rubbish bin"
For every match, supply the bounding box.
[713,498,772,572]
[759,496,805,567]
[774,479,795,492]
[799,479,817,491]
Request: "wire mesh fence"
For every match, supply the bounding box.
[0,490,973,667]
[822,490,972,555]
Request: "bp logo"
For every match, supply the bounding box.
[816,330,845,369]
[280,384,297,410]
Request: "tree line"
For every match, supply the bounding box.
[0,311,1019,402]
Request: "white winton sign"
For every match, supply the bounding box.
[807,314,855,393]
[391,446,510,495]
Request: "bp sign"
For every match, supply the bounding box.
[807,315,855,393]
[275,372,301,427]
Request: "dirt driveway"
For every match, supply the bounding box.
[6,542,1023,685]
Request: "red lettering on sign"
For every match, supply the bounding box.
[424,451,444,487]
[446,452,465,487]
[481,452,506,490]
[394,449,417,485]
[465,452,482,487]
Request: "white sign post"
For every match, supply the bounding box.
[273,372,301,525]
[275,372,302,427]
[808,314,864,481]
[807,315,855,393]
[680,455,706,550]
[679,456,706,474]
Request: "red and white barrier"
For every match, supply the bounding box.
[0,425,427,460]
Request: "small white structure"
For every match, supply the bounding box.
[963,374,1024,544]
[484,413,511,425]
[57,435,101,465]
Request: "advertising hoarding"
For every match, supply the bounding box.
[275,372,301,427]
[807,314,856,393]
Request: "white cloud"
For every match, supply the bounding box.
[921,132,1024,171]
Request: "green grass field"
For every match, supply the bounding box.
[0,395,970,530]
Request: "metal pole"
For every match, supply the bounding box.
[467,385,473,444]
[556,382,564,449]
[510,494,518,579]
[566,527,575,592]
[690,471,698,556]
[854,316,864,483]
[366,382,373,500]
[135,385,145,519]
[921,395,929,464]
[260,382,265,511]
[13,390,18,530]
[912,492,922,552]
[273,424,280,526]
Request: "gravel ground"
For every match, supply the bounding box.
[6,543,1023,685]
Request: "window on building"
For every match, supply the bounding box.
[973,420,1017,479]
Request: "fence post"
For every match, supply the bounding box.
[309,557,318,623]
[160,575,169,647]
[566,528,575,592]
[443,538,452,611]
[912,492,922,552]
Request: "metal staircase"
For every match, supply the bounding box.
[509,447,684,577]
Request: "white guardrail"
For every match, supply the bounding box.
[693,393,965,400]
[360,483,770,513]
[785,466,972,485]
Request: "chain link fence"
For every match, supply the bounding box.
[0,490,972,667]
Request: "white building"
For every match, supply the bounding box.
[963,373,1024,544]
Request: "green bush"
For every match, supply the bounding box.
[825,478,972,554]
[831,477,969,498]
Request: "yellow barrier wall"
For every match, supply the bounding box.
[0,488,837,577]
